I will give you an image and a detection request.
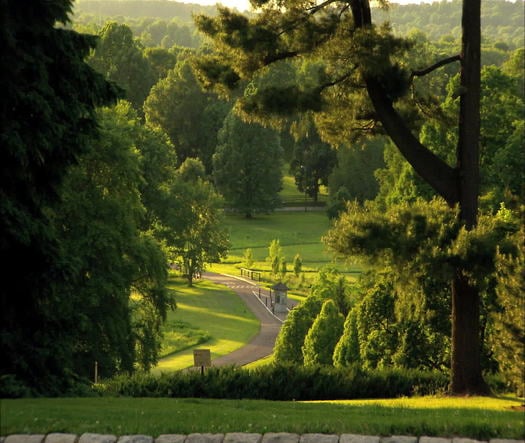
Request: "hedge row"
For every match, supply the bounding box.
[98,364,450,400]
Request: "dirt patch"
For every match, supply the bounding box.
[508,404,525,411]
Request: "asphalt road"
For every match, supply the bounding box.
[203,272,289,367]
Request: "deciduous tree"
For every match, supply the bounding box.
[213,111,283,217]
[88,22,155,112]
[144,59,230,171]
[170,159,230,286]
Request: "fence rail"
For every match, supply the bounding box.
[240,268,262,281]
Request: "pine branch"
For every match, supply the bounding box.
[306,0,339,14]
[410,54,461,81]
[317,71,356,91]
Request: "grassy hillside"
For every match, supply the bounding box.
[155,278,259,372]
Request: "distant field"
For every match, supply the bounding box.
[222,211,360,274]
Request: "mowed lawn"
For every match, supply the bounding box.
[220,211,360,273]
[154,278,259,372]
[1,396,523,438]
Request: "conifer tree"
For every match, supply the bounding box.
[303,299,344,366]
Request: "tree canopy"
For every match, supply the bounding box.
[213,111,283,217]
[1,0,119,393]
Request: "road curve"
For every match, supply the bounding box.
[202,272,286,367]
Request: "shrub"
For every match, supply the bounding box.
[100,364,449,400]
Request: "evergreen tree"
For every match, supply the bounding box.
[0,0,118,394]
[333,310,360,367]
[303,299,344,366]
[490,224,524,396]
[274,296,324,364]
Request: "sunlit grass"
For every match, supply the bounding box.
[154,278,259,372]
[2,396,523,438]
[309,396,523,411]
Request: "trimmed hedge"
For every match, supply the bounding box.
[98,364,450,400]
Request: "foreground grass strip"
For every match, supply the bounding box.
[1,396,523,439]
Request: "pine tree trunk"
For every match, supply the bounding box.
[350,0,489,394]
[451,273,490,394]
[449,0,489,395]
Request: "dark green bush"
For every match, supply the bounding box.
[99,364,449,400]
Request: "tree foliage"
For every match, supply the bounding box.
[0,0,119,393]
[273,296,324,364]
[170,159,230,286]
[213,111,283,217]
[54,102,174,377]
[88,22,155,111]
[289,123,337,202]
[144,59,230,171]
[193,0,495,393]
[302,299,344,366]
[490,223,525,396]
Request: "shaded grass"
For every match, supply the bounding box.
[1,396,523,439]
[155,278,259,372]
[159,320,211,358]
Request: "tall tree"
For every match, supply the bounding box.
[88,21,155,112]
[55,102,173,377]
[144,59,230,171]
[274,296,324,364]
[0,0,118,393]
[195,0,488,393]
[168,159,230,286]
[290,128,337,202]
[213,111,283,217]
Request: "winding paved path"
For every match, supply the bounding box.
[202,272,291,367]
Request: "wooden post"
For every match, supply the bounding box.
[94,361,98,384]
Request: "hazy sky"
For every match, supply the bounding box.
[183,0,435,14]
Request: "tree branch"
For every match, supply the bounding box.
[410,55,461,81]
[317,71,356,91]
[348,0,458,205]
[263,51,300,65]
[306,0,339,14]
